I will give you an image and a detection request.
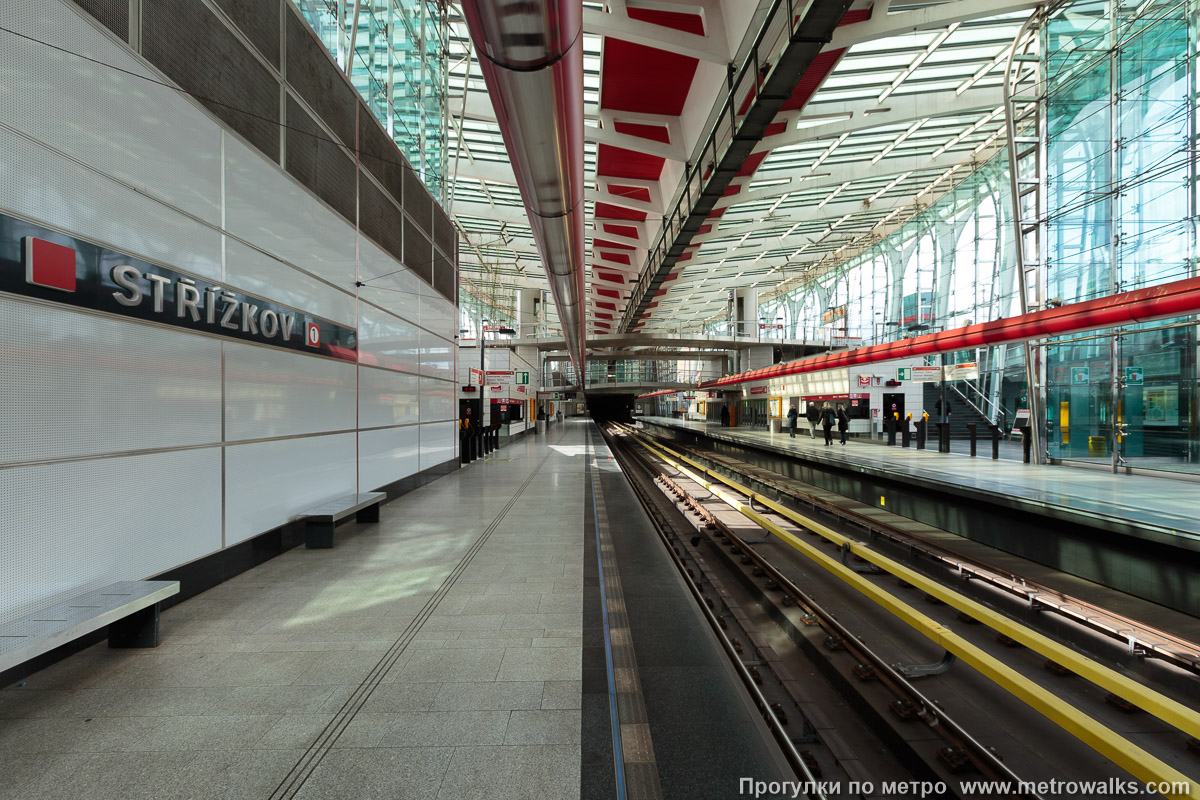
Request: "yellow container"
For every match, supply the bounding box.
[1088,436,1107,457]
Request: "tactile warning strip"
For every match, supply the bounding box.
[588,428,664,800]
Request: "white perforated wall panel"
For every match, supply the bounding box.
[0,127,223,281]
[0,448,222,625]
[359,305,421,373]
[419,332,455,381]
[224,343,356,441]
[223,135,356,288]
[4,2,224,227]
[359,366,421,428]
[358,239,422,326]
[0,297,222,465]
[419,422,455,472]
[420,378,455,423]
[358,425,420,491]
[225,239,356,327]
[224,433,357,545]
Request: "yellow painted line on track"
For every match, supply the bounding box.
[617,426,1200,798]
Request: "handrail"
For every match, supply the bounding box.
[947,383,995,424]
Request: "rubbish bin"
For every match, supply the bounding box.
[769,418,782,434]
[536,419,546,436]
[1088,436,1107,456]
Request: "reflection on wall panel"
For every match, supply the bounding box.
[224,239,356,327]
[359,367,421,428]
[0,127,223,282]
[420,378,456,422]
[224,135,356,289]
[420,332,455,381]
[421,295,455,341]
[0,447,222,626]
[4,2,222,226]
[420,422,455,472]
[224,433,357,545]
[0,296,222,465]
[358,424,421,491]
[224,343,356,441]
[358,238,423,325]
[359,305,421,372]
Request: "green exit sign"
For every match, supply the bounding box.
[897,368,910,380]
[516,371,529,385]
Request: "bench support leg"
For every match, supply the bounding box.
[108,603,162,648]
[356,503,381,524]
[306,521,336,549]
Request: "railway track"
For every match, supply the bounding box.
[600,421,1200,800]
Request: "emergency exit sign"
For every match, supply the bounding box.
[516,371,529,385]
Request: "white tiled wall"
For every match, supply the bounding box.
[0,0,460,624]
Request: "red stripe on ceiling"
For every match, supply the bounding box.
[600,252,631,265]
[594,312,613,320]
[602,223,640,239]
[707,207,727,218]
[781,49,846,112]
[698,224,711,234]
[597,145,665,181]
[645,302,658,310]
[677,252,692,261]
[765,121,788,137]
[601,40,698,116]
[626,6,705,35]
[736,151,769,177]
[595,201,646,221]
[596,287,621,298]
[606,184,652,203]
[664,272,680,282]
[612,120,671,143]
[593,238,636,251]
[722,184,741,197]
[840,8,873,26]
[596,271,626,284]
[655,289,668,297]
[596,301,616,310]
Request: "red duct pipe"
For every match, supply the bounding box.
[701,276,1200,388]
[461,1,586,373]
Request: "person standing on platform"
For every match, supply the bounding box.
[837,404,850,445]
[821,402,835,446]
[786,404,798,438]
[805,403,819,438]
[720,404,730,427]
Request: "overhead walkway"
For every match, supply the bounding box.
[638,416,1200,618]
[0,419,785,800]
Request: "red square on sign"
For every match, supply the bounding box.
[24,237,77,292]
[305,322,321,347]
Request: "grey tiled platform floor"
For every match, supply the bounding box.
[0,421,585,800]
[642,417,1200,536]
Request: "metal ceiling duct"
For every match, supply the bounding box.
[461,0,586,374]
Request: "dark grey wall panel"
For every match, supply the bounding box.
[404,168,433,235]
[359,172,405,267]
[433,253,455,302]
[213,0,281,67]
[286,11,356,149]
[72,0,129,41]
[285,96,356,224]
[143,0,280,161]
[358,104,407,212]
[433,208,456,260]
[404,217,432,284]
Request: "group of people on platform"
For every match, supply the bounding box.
[787,402,850,446]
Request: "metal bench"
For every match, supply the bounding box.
[0,580,180,674]
[300,491,386,548]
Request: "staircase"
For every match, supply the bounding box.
[922,383,992,438]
